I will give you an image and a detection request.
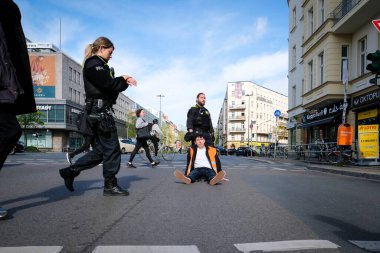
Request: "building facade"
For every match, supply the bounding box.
[287,0,380,164]
[218,81,288,149]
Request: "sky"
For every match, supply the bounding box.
[17,0,289,128]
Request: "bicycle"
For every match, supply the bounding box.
[138,138,177,161]
[295,145,305,160]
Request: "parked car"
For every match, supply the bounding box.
[236,146,256,157]
[9,141,25,155]
[119,138,135,154]
[215,146,227,156]
[227,148,236,155]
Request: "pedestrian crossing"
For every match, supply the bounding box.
[2,240,379,252]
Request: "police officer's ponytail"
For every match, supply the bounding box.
[83,37,114,63]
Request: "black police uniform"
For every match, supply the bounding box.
[59,55,129,196]
[186,104,214,146]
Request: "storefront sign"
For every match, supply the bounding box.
[352,89,380,108]
[358,108,378,120]
[36,105,52,111]
[358,124,379,159]
[302,100,349,123]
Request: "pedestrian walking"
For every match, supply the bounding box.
[150,118,163,157]
[186,93,215,146]
[59,36,137,196]
[0,0,37,219]
[127,109,160,168]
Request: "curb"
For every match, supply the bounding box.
[306,165,380,181]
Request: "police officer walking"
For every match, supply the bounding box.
[186,93,215,146]
[59,36,137,196]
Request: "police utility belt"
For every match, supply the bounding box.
[85,98,116,133]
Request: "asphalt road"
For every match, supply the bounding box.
[0,152,379,253]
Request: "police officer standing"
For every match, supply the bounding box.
[186,93,215,146]
[59,36,136,196]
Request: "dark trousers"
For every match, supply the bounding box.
[69,135,94,158]
[71,128,121,180]
[129,138,153,163]
[188,167,216,183]
[151,138,159,156]
[0,112,22,170]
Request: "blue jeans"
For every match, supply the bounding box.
[188,167,216,183]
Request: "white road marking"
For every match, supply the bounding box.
[234,240,339,252]
[0,246,62,253]
[92,245,200,253]
[349,241,380,251]
[271,168,287,171]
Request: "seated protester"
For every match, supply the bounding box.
[174,133,225,185]
[150,119,163,157]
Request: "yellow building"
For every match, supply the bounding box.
[287,0,380,164]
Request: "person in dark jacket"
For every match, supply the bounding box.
[174,133,225,185]
[0,0,37,219]
[59,36,137,196]
[186,93,215,146]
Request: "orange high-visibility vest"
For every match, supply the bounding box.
[186,147,218,176]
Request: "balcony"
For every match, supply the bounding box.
[229,116,246,121]
[229,127,246,133]
[229,104,246,110]
[331,0,379,33]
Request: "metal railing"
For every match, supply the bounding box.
[252,141,359,165]
[331,0,362,23]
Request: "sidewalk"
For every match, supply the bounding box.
[250,156,380,181]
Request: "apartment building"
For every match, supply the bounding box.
[287,0,380,164]
[218,81,288,149]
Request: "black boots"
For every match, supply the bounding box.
[103,177,129,196]
[59,167,80,192]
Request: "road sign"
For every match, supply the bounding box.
[372,19,380,33]
[274,110,281,117]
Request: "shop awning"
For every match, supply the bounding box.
[297,116,335,128]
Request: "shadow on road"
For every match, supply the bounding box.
[1,175,146,219]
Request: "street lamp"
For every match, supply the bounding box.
[156,94,165,127]
[245,94,253,147]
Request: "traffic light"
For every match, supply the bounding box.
[366,50,380,85]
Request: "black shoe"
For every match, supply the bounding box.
[59,167,79,192]
[127,162,136,168]
[104,178,129,196]
[103,185,130,196]
[151,161,160,167]
[0,207,7,219]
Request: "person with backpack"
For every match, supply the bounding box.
[127,109,160,168]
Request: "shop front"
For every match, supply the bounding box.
[352,89,380,165]
[298,100,349,145]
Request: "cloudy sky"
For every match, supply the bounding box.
[17,0,289,127]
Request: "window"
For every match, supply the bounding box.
[292,45,296,69]
[292,86,296,107]
[341,45,349,80]
[308,7,314,37]
[319,52,324,85]
[319,0,325,24]
[69,67,73,81]
[308,61,313,90]
[359,37,367,75]
[69,87,72,101]
[292,7,296,29]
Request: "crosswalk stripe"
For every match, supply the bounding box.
[349,240,380,251]
[0,246,62,253]
[92,245,200,253]
[234,240,339,252]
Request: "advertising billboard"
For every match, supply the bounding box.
[29,55,56,98]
